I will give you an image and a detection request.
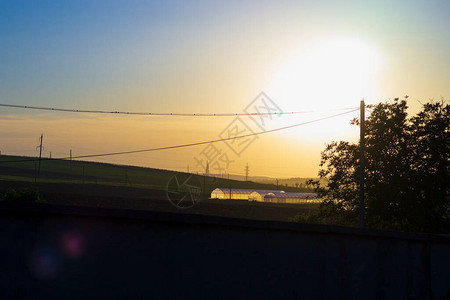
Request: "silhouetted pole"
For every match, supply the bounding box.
[359,100,365,228]
[228,174,231,200]
[70,149,72,170]
[36,134,43,181]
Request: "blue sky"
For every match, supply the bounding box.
[0,0,449,176]
[1,1,449,109]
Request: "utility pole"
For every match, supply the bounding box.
[276,178,279,190]
[36,134,43,182]
[228,174,231,200]
[245,163,249,181]
[70,149,72,170]
[359,99,365,229]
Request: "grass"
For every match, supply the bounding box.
[0,155,321,222]
[0,155,313,194]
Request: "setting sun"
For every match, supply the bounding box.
[270,36,382,110]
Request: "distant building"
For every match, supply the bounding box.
[211,188,283,201]
[210,188,321,204]
[264,192,321,204]
[248,190,285,202]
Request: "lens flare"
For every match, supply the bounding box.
[60,231,85,258]
[29,245,62,280]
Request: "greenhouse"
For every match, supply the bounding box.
[211,189,321,204]
[264,192,321,204]
[211,188,283,201]
[248,190,285,202]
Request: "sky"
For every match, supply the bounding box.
[1,0,449,178]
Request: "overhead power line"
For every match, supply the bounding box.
[0,103,313,117]
[0,109,358,164]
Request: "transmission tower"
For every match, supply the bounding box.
[205,160,209,176]
[245,163,249,181]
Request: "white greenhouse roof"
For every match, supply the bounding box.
[265,192,318,198]
[212,188,285,194]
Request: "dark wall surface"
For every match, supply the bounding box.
[0,202,449,300]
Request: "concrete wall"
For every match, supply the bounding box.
[0,202,448,300]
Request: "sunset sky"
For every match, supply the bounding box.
[1,1,449,178]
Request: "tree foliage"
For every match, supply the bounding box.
[1,188,44,203]
[311,98,449,233]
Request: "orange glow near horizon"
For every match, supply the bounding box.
[1,2,449,178]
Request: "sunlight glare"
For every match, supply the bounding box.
[270,36,382,111]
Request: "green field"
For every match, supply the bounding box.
[0,155,313,195]
[0,155,321,222]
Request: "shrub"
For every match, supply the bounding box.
[1,188,45,203]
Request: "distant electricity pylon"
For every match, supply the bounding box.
[205,161,210,176]
[245,163,249,181]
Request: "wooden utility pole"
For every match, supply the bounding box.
[359,100,365,228]
[228,174,231,200]
[36,134,43,181]
[70,149,72,170]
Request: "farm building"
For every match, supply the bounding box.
[211,188,284,201]
[248,190,285,202]
[210,188,321,204]
[210,188,252,200]
[264,192,321,204]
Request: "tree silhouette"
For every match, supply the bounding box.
[311,98,449,233]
